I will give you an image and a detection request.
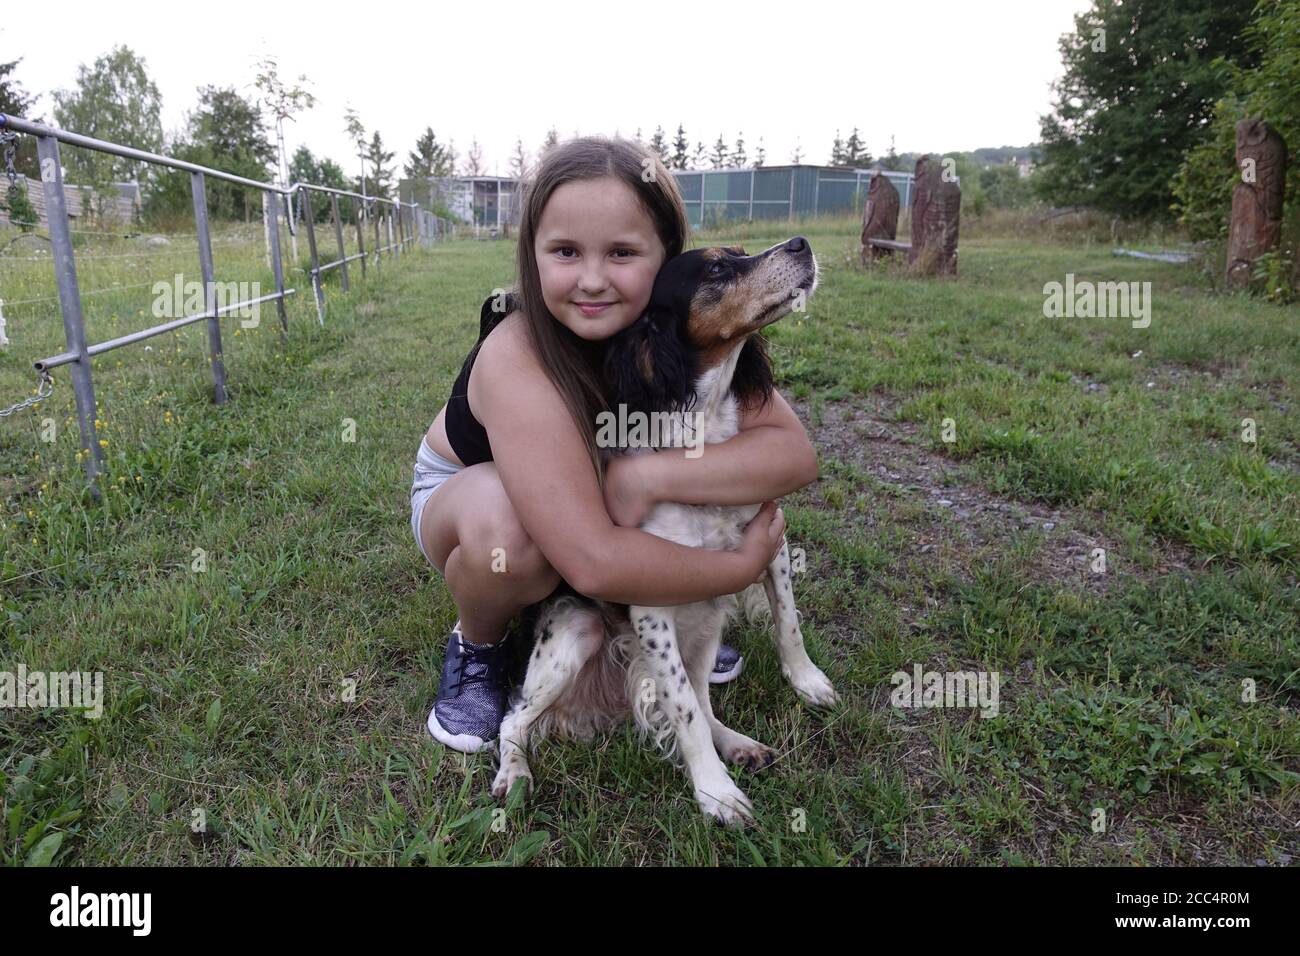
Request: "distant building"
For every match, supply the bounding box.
[2,175,142,228]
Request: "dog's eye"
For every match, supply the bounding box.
[706,261,726,278]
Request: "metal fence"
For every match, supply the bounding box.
[0,112,452,498]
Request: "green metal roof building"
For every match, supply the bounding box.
[672,166,913,230]
[403,165,913,230]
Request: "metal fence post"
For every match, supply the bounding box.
[190,171,228,406]
[372,202,382,272]
[330,193,349,292]
[301,187,324,323]
[35,134,103,496]
[387,211,395,258]
[355,203,367,280]
[395,204,405,252]
[266,189,288,347]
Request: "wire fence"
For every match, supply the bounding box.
[0,112,455,498]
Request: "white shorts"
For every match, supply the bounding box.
[410,437,464,564]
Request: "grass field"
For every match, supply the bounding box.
[1,214,1297,865]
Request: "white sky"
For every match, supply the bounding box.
[7,0,1088,180]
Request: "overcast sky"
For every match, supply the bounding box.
[7,0,1088,179]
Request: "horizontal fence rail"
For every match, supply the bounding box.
[0,112,455,498]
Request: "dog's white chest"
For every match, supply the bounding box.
[637,386,760,551]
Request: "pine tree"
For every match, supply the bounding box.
[829,129,845,166]
[539,127,559,160]
[649,125,668,161]
[509,137,529,179]
[365,130,396,201]
[882,134,902,171]
[844,127,871,167]
[732,131,747,167]
[404,126,453,179]
[672,124,689,169]
[692,141,708,168]
[754,137,766,168]
[464,137,484,177]
[710,133,729,169]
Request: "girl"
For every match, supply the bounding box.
[411,136,819,753]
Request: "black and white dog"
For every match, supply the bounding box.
[492,238,838,826]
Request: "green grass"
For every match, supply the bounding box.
[1,214,1297,865]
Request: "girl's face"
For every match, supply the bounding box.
[534,176,667,341]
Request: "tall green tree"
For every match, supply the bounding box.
[142,86,274,223]
[365,131,396,200]
[404,126,455,180]
[649,125,668,163]
[844,127,871,167]
[1035,0,1258,219]
[51,44,164,220]
[829,130,845,166]
[710,134,729,169]
[732,131,747,167]
[187,85,275,220]
[671,124,689,170]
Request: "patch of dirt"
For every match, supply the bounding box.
[788,394,1197,599]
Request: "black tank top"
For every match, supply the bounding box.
[444,291,519,466]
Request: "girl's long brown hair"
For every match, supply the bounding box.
[508,136,689,491]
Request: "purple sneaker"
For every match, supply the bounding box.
[710,642,744,684]
[426,622,514,753]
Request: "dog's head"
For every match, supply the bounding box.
[604,237,817,416]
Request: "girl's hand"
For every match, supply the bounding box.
[737,500,785,585]
[603,454,657,528]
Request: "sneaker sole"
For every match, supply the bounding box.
[427,705,496,754]
[709,654,745,685]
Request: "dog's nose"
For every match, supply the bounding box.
[786,236,807,253]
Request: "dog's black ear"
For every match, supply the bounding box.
[478,289,517,337]
[731,333,775,415]
[603,305,697,417]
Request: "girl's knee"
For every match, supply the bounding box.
[462,512,557,585]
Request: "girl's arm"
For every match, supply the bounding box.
[603,388,817,527]
[473,320,783,607]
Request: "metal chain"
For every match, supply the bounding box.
[0,369,54,418]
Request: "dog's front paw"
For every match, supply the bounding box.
[788,665,839,707]
[720,736,778,772]
[694,776,755,828]
[491,759,534,800]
